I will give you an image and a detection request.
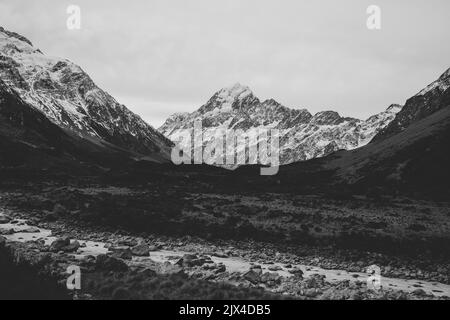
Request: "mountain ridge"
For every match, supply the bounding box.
[0,26,173,162]
[159,83,402,165]
[373,68,450,142]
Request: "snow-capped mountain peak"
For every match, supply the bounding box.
[0,27,172,160]
[386,104,402,113]
[198,83,259,115]
[159,84,402,165]
[373,68,450,142]
[417,68,450,96]
[217,82,253,101]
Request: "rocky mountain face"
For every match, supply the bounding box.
[373,68,450,142]
[159,83,401,165]
[247,68,450,197]
[0,27,172,162]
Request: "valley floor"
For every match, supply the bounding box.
[0,181,449,300]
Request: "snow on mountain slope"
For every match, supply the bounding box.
[0,27,172,161]
[159,83,401,165]
[373,68,450,142]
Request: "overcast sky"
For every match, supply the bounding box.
[1,0,449,127]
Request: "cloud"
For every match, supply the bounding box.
[1,0,449,127]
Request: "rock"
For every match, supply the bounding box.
[176,254,212,268]
[50,237,71,252]
[261,272,282,285]
[22,227,41,233]
[289,268,304,277]
[214,263,226,273]
[50,237,81,253]
[96,254,128,272]
[64,240,80,253]
[0,216,12,224]
[250,265,263,275]
[212,252,228,258]
[0,228,15,235]
[0,236,6,246]
[147,245,159,252]
[204,273,217,281]
[110,246,133,260]
[158,261,184,275]
[303,288,321,298]
[80,255,96,264]
[118,238,139,247]
[244,269,261,284]
[154,242,165,249]
[268,265,282,271]
[131,244,150,257]
[412,289,427,297]
[304,274,326,288]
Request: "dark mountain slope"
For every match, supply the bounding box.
[0,79,134,173]
[373,68,450,142]
[0,26,173,162]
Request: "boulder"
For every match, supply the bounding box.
[0,228,15,235]
[304,274,326,288]
[244,269,261,284]
[118,238,139,247]
[268,265,282,272]
[303,288,322,298]
[250,265,263,275]
[261,272,282,285]
[157,261,184,275]
[412,289,427,297]
[64,240,81,253]
[214,263,226,273]
[131,244,150,257]
[50,237,81,253]
[289,268,304,277]
[50,237,71,252]
[176,254,212,267]
[147,245,159,252]
[110,246,133,260]
[212,252,228,258]
[22,226,41,233]
[96,254,129,272]
[0,215,12,224]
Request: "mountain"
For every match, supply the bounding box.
[0,77,128,171]
[0,27,172,163]
[159,83,401,165]
[373,68,450,141]
[236,68,450,197]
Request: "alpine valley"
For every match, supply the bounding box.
[0,26,449,301]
